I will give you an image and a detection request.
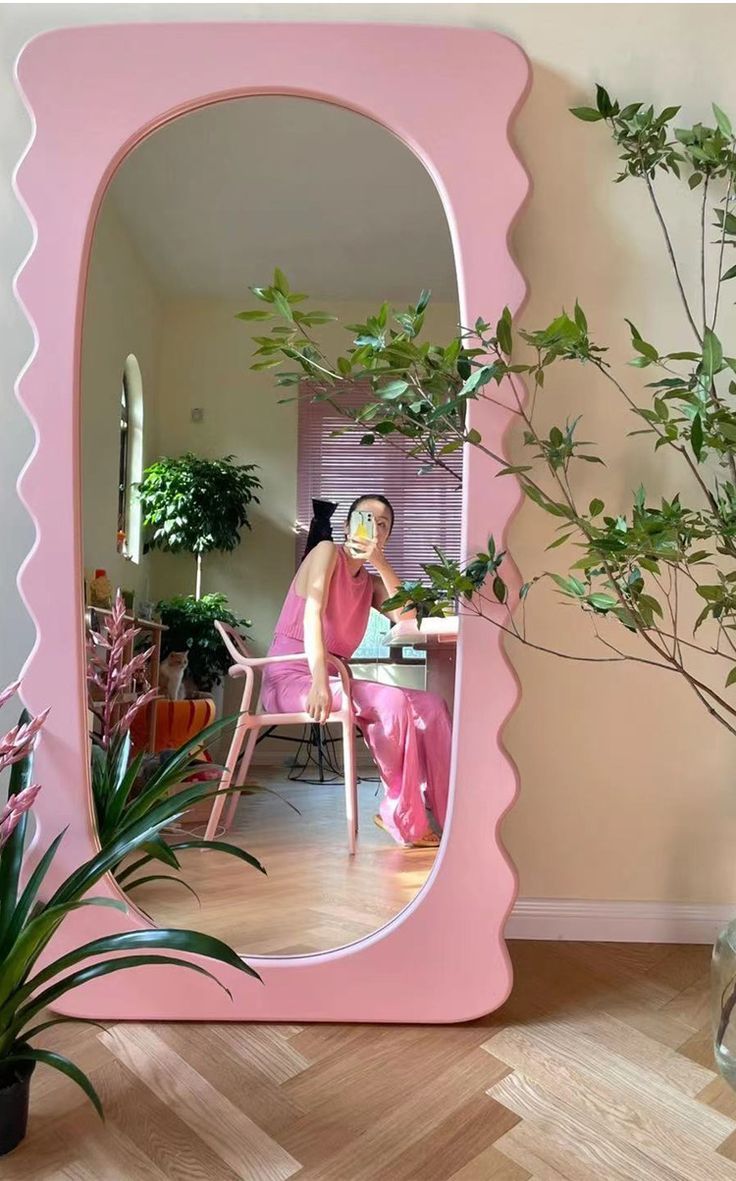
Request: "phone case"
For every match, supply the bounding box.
[350,510,376,542]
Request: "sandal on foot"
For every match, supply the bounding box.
[373,814,440,849]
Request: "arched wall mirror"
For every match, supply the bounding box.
[81,94,462,957]
[14,22,529,1023]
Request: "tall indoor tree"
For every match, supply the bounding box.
[137,453,262,599]
[239,93,736,737]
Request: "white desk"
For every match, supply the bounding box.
[385,616,459,715]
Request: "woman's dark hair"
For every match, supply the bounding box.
[346,494,395,534]
[302,498,338,559]
[302,494,395,562]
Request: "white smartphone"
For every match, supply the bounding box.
[347,509,375,556]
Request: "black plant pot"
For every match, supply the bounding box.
[0,1055,35,1156]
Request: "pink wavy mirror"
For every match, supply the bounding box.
[14,22,529,1022]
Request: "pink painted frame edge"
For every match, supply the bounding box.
[13,21,530,1023]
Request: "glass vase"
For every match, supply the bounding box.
[712,918,736,1085]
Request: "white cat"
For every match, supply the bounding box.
[158,651,189,701]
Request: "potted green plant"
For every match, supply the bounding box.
[137,453,262,599]
[242,96,736,1080]
[156,592,251,695]
[0,684,261,1156]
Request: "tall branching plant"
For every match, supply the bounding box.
[239,93,736,739]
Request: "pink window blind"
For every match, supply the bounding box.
[296,383,463,582]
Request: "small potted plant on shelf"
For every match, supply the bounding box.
[0,680,262,1156]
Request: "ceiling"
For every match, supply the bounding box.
[107,96,458,304]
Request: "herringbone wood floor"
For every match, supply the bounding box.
[129,771,438,955]
[5,939,731,1180]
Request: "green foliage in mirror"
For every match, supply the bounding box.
[137,453,262,598]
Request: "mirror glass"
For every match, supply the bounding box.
[81,96,461,956]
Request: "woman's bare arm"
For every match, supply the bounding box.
[297,541,338,722]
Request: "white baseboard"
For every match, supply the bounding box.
[507,898,734,944]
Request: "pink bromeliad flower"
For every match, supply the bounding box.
[0,782,42,850]
[86,590,158,749]
[0,680,48,847]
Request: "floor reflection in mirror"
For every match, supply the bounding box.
[123,768,438,956]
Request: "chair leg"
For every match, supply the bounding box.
[223,726,259,831]
[204,718,249,842]
[342,717,357,855]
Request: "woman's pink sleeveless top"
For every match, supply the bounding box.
[269,545,373,659]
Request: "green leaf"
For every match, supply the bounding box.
[550,573,585,598]
[272,291,294,323]
[466,428,482,445]
[379,380,409,399]
[726,667,736,688]
[721,264,736,282]
[2,1049,104,1119]
[492,576,507,604]
[521,484,570,518]
[545,533,574,550]
[496,465,533,477]
[691,413,704,461]
[702,328,723,380]
[495,311,513,356]
[589,499,604,517]
[688,173,703,190]
[273,268,290,295]
[595,84,613,116]
[235,310,272,321]
[167,839,266,875]
[2,829,68,952]
[713,103,733,138]
[570,107,604,122]
[632,337,659,362]
[588,593,618,610]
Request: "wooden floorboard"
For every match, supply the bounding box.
[5,939,730,1180]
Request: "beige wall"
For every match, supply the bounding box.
[3,4,736,906]
[81,200,162,601]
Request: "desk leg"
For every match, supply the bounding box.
[426,646,456,717]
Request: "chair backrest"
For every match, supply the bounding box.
[215,620,251,665]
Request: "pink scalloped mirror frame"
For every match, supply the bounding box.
[13,22,529,1023]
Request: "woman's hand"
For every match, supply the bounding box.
[345,535,387,570]
[306,673,332,724]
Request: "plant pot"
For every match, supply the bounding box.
[0,1055,35,1156]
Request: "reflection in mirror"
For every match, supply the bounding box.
[81,97,461,956]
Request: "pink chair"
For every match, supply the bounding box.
[203,621,359,853]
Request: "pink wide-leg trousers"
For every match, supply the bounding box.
[261,660,451,846]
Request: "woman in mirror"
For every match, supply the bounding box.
[261,495,451,849]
